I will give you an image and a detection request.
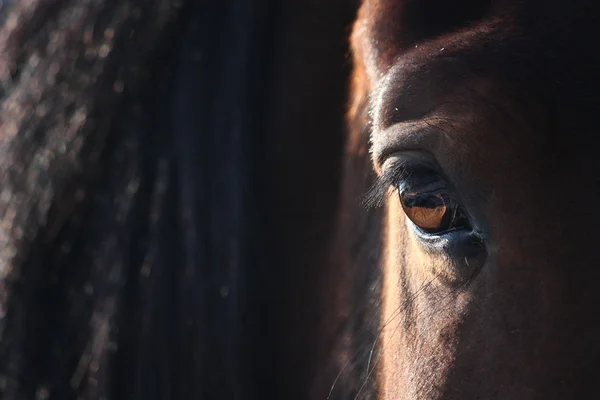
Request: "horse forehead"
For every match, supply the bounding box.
[355,0,497,67]
[368,25,512,133]
[356,0,599,80]
[356,15,508,91]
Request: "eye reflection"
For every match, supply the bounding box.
[400,191,450,232]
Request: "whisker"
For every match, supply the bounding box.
[410,280,471,384]
[327,278,436,399]
[354,279,469,400]
[363,279,435,383]
[326,354,352,400]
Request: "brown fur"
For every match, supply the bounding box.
[332,0,600,398]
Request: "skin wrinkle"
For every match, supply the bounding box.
[340,0,600,399]
[370,65,537,193]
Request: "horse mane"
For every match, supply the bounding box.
[0,0,362,398]
[0,0,186,397]
[0,1,273,398]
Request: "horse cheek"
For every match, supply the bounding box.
[381,195,412,398]
[384,195,471,399]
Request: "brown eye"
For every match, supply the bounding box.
[400,191,452,232]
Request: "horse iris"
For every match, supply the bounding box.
[400,191,450,232]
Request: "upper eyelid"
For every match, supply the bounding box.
[362,154,445,210]
[380,151,441,178]
[381,151,462,197]
[371,122,443,171]
[398,178,446,195]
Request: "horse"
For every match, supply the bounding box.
[4,0,598,399]
[0,0,357,399]
[319,0,600,399]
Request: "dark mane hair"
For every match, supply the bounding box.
[0,1,281,398]
[0,0,363,398]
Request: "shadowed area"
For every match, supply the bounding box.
[0,1,356,399]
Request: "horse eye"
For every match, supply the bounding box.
[400,190,468,233]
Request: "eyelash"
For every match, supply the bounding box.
[362,162,461,209]
[361,165,411,210]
